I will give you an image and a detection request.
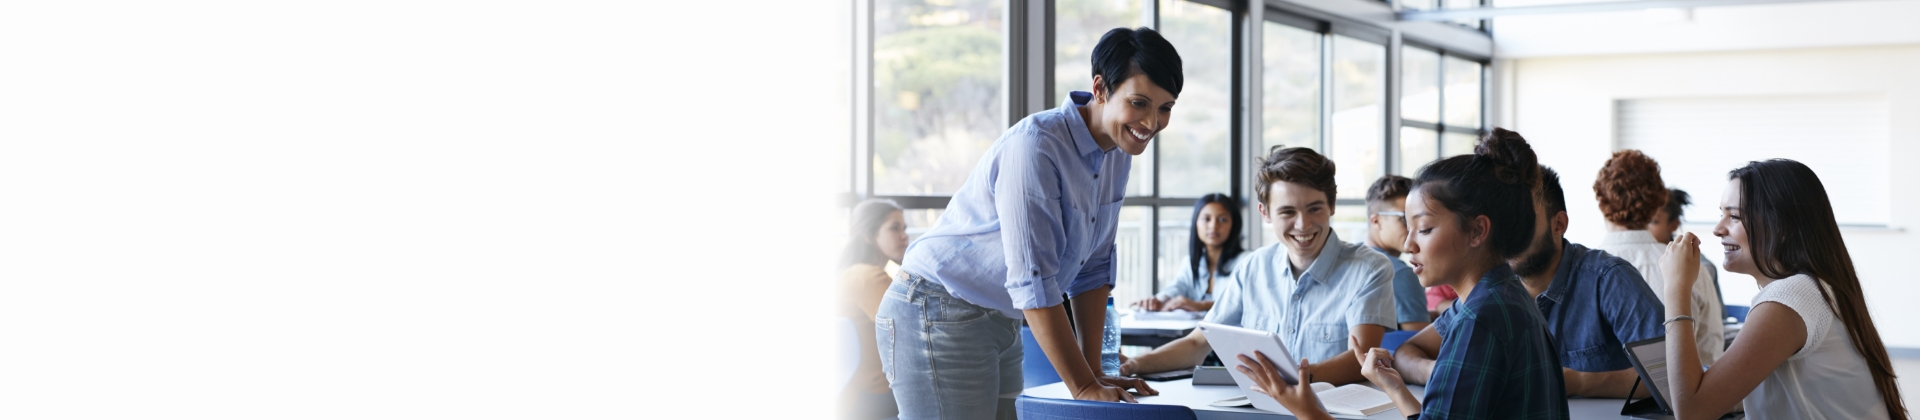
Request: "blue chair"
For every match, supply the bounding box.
[1016,395,1197,420]
[1021,326,1064,388]
[1381,330,1417,356]
[1725,305,1750,323]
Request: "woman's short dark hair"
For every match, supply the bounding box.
[1412,128,1539,258]
[1188,194,1245,280]
[1730,159,1908,419]
[1091,27,1183,98]
[840,199,904,269]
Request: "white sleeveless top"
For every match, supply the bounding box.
[1742,274,1889,420]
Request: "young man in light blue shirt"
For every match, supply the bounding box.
[1363,175,1431,331]
[1118,146,1396,386]
[879,27,1180,418]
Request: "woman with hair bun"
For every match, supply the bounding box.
[1232,128,1569,420]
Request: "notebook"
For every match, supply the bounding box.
[1208,382,1395,417]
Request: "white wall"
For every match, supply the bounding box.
[1499,44,1920,347]
[1490,0,1920,58]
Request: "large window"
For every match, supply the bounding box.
[847,0,1490,306]
[1400,44,1486,175]
[872,0,1005,196]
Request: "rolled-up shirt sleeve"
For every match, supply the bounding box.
[995,132,1068,310]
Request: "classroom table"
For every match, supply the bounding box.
[1120,313,1200,347]
[1019,378,1663,420]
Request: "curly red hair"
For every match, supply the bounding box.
[1593,149,1668,227]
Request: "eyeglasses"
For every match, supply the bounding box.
[1376,211,1406,224]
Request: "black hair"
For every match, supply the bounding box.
[1412,128,1539,259]
[1664,188,1691,222]
[1541,166,1566,215]
[839,199,905,269]
[1729,159,1908,420]
[1091,27,1184,98]
[1187,194,1245,280]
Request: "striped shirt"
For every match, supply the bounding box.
[1420,265,1569,420]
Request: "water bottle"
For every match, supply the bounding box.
[1102,297,1121,376]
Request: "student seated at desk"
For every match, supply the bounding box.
[1649,187,1726,320]
[1361,175,1431,331]
[837,199,908,420]
[1235,129,1569,420]
[1660,159,1908,420]
[1118,146,1395,386]
[1592,150,1724,364]
[1396,166,1666,399]
[1133,193,1246,313]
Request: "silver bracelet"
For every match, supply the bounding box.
[1664,315,1695,326]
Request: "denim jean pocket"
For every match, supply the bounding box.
[876,317,896,384]
[930,296,991,325]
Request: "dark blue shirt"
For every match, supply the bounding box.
[1422,265,1568,420]
[1536,240,1665,372]
[1368,246,1432,326]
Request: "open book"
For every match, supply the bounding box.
[1211,382,1395,417]
[1311,382,1396,416]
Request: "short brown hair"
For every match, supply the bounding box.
[1593,149,1668,227]
[1254,146,1336,206]
[1365,175,1412,215]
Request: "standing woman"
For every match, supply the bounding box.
[1591,150,1724,365]
[879,27,1179,418]
[1660,159,1908,419]
[838,199,909,420]
[1234,129,1569,420]
[1134,193,1245,313]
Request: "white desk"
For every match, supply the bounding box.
[1120,314,1200,347]
[1021,378,1656,419]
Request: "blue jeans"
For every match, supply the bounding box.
[876,273,1023,420]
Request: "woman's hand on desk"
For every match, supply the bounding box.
[1162,297,1196,312]
[1071,380,1138,402]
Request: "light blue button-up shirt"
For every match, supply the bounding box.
[899,91,1130,319]
[1203,231,1397,363]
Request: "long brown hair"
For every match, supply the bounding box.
[1732,159,1908,419]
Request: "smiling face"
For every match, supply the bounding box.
[1258,181,1333,269]
[1713,179,1757,276]
[1090,73,1175,156]
[1403,188,1485,288]
[1196,202,1234,250]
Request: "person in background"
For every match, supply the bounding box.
[1649,187,1724,318]
[1134,193,1246,313]
[1397,165,1664,398]
[1119,146,1394,387]
[1660,159,1908,419]
[881,27,1173,417]
[1236,128,1567,419]
[837,199,908,420]
[1591,150,1723,364]
[1362,175,1430,331]
[1425,283,1456,319]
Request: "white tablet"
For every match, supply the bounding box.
[1198,322,1308,414]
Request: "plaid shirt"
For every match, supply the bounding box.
[1419,265,1570,420]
